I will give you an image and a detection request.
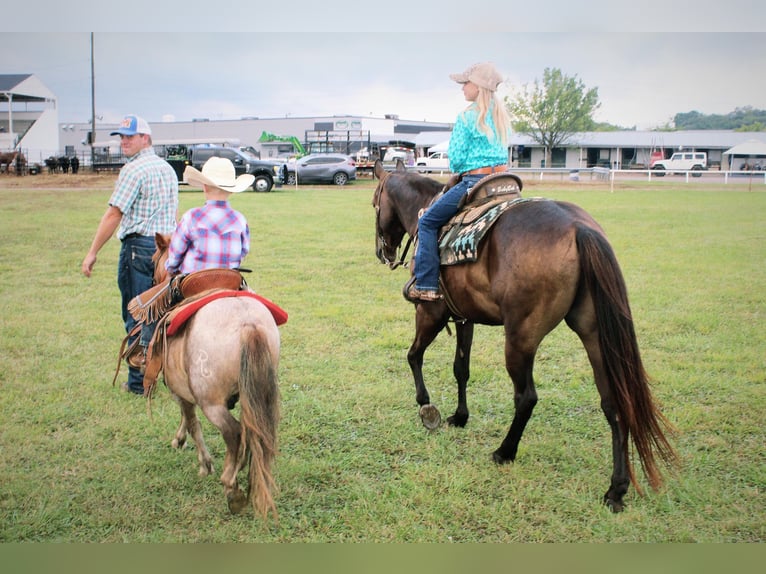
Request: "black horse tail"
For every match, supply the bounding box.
[576,225,677,493]
[239,324,280,521]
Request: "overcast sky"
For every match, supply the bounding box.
[2,1,764,130]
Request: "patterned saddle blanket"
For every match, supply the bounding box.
[439,196,534,265]
[433,171,530,266]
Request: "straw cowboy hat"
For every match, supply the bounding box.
[184,156,254,193]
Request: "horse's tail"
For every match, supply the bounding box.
[576,225,677,494]
[238,323,280,521]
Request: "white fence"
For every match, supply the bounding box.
[453,166,766,186]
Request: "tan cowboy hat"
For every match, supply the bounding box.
[184,156,254,193]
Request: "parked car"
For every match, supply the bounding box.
[382,145,415,166]
[282,153,356,185]
[189,145,283,191]
[652,151,707,177]
[416,151,450,173]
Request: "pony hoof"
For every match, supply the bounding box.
[171,438,185,449]
[227,491,248,514]
[419,404,441,430]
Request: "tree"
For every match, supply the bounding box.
[506,68,600,167]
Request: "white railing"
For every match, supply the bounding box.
[398,165,766,186]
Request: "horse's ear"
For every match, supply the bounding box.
[373,159,384,180]
[395,158,406,173]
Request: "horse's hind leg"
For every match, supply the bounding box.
[200,403,247,514]
[492,338,538,464]
[173,398,214,476]
[566,307,630,512]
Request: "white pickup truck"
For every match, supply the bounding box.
[416,151,451,173]
[652,151,707,177]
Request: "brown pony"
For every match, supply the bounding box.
[148,234,281,520]
[372,161,676,512]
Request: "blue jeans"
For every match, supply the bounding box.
[117,235,157,393]
[414,175,481,291]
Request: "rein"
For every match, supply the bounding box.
[374,171,414,270]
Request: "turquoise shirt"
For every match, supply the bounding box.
[448,103,509,174]
[109,147,179,240]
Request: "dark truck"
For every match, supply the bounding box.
[167,145,283,192]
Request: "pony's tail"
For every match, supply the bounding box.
[238,324,280,521]
[576,226,677,494]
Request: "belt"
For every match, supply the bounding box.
[463,164,508,176]
[122,233,149,241]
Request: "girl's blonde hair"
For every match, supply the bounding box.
[471,87,511,147]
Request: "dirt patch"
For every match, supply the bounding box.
[0,172,118,189]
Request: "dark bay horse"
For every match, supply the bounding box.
[146,235,281,520]
[372,161,676,512]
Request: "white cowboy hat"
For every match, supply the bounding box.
[184,156,254,193]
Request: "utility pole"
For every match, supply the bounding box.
[90,32,96,172]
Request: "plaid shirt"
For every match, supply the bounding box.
[109,147,178,239]
[165,200,250,275]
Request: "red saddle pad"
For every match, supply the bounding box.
[167,290,288,336]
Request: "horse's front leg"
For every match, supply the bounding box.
[492,341,538,465]
[408,304,450,430]
[447,321,473,427]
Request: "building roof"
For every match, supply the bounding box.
[722,139,766,156]
[0,73,54,103]
[511,130,766,150]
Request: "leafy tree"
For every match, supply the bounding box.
[506,68,600,166]
[674,106,766,130]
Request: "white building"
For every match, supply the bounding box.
[0,74,59,163]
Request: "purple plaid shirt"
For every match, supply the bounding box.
[165,200,250,275]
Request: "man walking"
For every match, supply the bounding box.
[82,114,178,395]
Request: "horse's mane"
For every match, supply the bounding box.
[386,172,444,206]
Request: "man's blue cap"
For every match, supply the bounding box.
[110,115,152,136]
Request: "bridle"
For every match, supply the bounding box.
[373,172,413,270]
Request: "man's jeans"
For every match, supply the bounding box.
[117,235,156,393]
[413,175,481,291]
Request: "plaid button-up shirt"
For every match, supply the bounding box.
[110,147,178,239]
[165,200,250,275]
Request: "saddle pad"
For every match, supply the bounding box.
[439,197,544,266]
[166,290,288,336]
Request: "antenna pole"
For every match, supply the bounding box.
[90,32,96,172]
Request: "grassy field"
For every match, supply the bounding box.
[0,176,763,542]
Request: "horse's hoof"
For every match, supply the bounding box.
[227,491,248,515]
[446,413,468,427]
[491,450,513,465]
[603,495,625,513]
[419,404,441,430]
[171,438,185,449]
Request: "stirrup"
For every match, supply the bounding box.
[403,276,443,302]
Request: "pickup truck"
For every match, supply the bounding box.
[652,151,707,177]
[416,151,451,173]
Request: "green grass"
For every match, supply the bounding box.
[0,179,764,542]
